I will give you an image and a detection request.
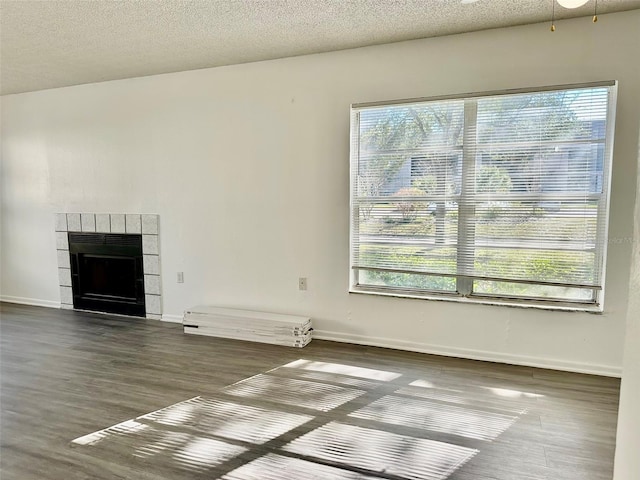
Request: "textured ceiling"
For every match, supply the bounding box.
[1,0,640,95]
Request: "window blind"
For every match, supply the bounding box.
[350,83,615,307]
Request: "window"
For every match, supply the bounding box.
[349,82,616,310]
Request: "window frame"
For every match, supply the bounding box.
[349,81,618,312]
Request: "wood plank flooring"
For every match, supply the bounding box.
[0,303,620,480]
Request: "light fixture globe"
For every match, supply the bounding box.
[557,0,590,8]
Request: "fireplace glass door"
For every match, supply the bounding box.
[69,233,145,317]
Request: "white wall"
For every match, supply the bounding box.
[613,131,640,479]
[2,12,639,375]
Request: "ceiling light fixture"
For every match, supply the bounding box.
[557,0,589,8]
[459,0,598,32]
[551,0,598,31]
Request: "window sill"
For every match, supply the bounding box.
[349,286,603,313]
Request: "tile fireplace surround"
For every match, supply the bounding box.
[55,213,162,320]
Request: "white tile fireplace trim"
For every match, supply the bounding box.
[54,213,162,320]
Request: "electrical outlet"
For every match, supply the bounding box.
[298,277,307,290]
[177,272,184,283]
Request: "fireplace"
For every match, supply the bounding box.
[56,213,162,319]
[69,233,146,317]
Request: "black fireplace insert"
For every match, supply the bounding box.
[68,232,145,317]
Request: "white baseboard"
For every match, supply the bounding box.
[0,298,184,326]
[0,295,61,309]
[0,298,620,377]
[313,329,622,378]
[161,314,183,324]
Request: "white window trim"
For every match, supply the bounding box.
[349,81,618,312]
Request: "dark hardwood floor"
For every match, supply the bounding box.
[0,303,620,480]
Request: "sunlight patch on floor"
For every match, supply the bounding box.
[74,418,246,473]
[270,367,382,389]
[141,396,313,444]
[71,359,528,479]
[222,373,366,411]
[221,453,383,480]
[350,395,517,441]
[281,359,402,381]
[283,422,478,480]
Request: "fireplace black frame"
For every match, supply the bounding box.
[68,232,146,317]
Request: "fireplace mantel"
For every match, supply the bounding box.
[55,213,162,320]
